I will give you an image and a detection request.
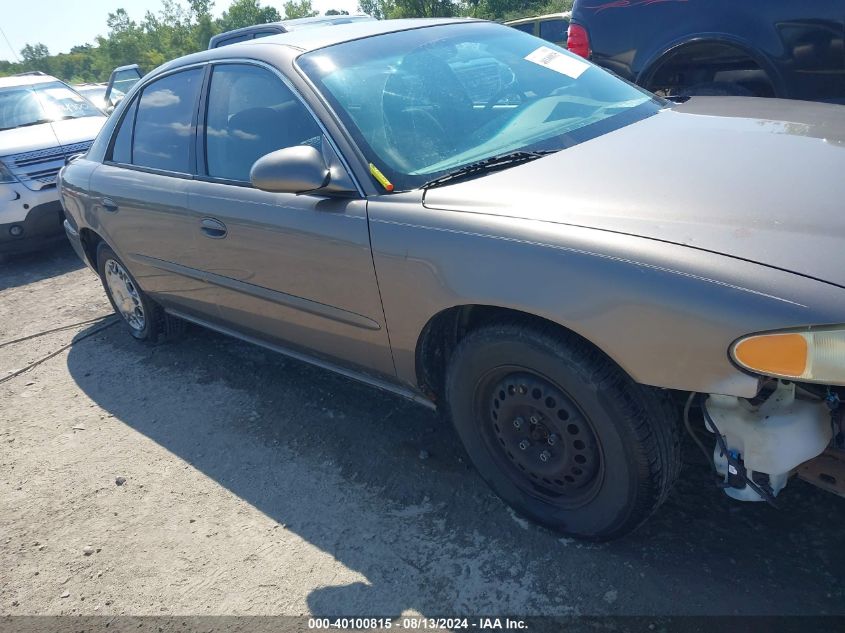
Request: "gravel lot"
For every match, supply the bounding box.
[2,242,845,618]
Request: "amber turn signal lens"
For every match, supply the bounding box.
[733,333,808,378]
[731,327,845,385]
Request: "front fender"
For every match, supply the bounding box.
[368,196,845,398]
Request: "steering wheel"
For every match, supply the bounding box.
[484,70,525,110]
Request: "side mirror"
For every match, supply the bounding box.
[104,64,142,110]
[250,145,331,194]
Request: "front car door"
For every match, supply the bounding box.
[187,62,395,379]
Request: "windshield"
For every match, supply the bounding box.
[77,86,124,106]
[298,22,663,191]
[0,81,102,131]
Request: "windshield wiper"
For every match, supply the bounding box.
[421,150,558,189]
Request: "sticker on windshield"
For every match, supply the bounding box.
[524,46,590,79]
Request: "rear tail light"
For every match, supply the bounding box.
[567,23,591,59]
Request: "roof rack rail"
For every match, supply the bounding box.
[12,70,48,77]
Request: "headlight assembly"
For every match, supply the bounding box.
[731,326,845,385]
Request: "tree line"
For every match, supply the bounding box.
[0,0,572,84]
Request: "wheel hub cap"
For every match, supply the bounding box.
[104,259,145,331]
[488,372,599,496]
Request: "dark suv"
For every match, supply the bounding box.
[568,0,845,103]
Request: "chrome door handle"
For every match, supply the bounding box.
[101,197,119,213]
[200,217,227,239]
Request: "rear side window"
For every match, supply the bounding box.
[511,22,535,35]
[250,30,281,40]
[110,98,138,164]
[218,33,253,46]
[539,19,569,43]
[204,64,322,182]
[132,68,203,173]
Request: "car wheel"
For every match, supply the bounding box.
[97,243,164,342]
[445,321,681,540]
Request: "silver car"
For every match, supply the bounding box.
[59,18,845,539]
[1,73,106,255]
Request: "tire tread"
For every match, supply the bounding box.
[446,318,682,540]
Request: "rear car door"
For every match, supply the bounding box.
[188,62,395,378]
[88,66,219,319]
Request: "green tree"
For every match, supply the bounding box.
[283,0,318,19]
[357,0,394,19]
[218,0,281,31]
[388,0,455,18]
[190,0,218,51]
[325,9,350,14]
[0,0,576,83]
[465,0,572,20]
[20,43,50,64]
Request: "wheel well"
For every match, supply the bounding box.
[415,305,595,402]
[643,40,777,97]
[78,228,104,270]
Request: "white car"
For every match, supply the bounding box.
[1,72,107,256]
[74,83,125,112]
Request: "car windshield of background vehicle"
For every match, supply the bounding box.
[0,81,102,131]
[299,22,663,191]
[77,86,125,109]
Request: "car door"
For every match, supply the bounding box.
[103,64,143,110]
[188,62,395,378]
[88,65,220,319]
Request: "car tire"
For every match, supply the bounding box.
[445,320,681,541]
[97,242,166,343]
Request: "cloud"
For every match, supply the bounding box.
[143,89,181,108]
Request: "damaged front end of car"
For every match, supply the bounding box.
[698,325,845,504]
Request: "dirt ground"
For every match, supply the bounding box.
[2,242,845,618]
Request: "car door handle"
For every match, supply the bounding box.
[101,197,119,213]
[200,217,227,239]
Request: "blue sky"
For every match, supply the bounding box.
[0,0,361,62]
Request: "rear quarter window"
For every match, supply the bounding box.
[110,97,138,164]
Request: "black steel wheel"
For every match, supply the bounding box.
[446,320,681,541]
[479,369,603,507]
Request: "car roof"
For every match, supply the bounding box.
[156,18,486,77]
[222,17,478,54]
[280,14,375,30]
[505,12,571,25]
[208,14,376,47]
[0,73,59,89]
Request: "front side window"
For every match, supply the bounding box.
[132,68,203,173]
[0,81,101,131]
[204,64,322,182]
[299,22,662,191]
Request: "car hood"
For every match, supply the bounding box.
[0,116,106,156]
[423,97,845,287]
